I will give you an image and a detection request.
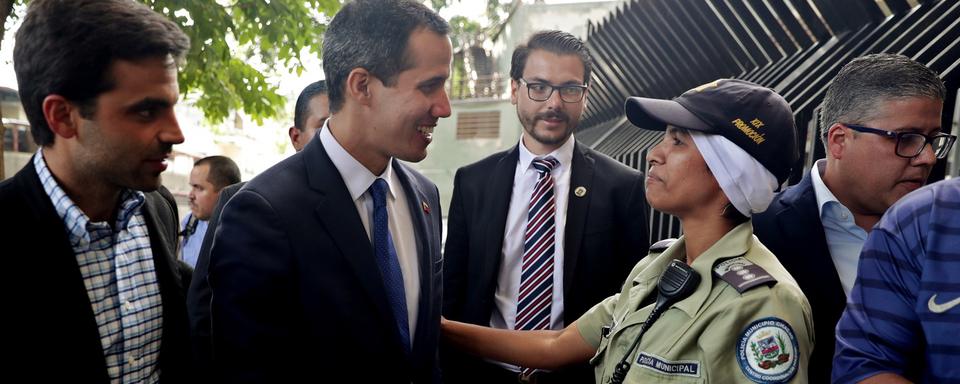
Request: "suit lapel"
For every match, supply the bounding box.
[305,143,397,338]
[563,142,594,294]
[778,174,845,304]
[480,146,520,291]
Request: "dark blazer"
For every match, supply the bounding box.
[442,141,649,383]
[208,138,444,383]
[752,171,843,384]
[0,158,194,383]
[187,180,244,381]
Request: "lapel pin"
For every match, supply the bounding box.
[422,201,430,214]
[574,186,587,197]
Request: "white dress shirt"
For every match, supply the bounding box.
[319,123,420,343]
[490,135,575,371]
[811,159,867,296]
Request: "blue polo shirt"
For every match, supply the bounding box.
[833,178,960,383]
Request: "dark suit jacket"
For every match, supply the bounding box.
[0,158,194,383]
[442,141,649,383]
[209,138,444,383]
[752,171,843,384]
[187,180,244,381]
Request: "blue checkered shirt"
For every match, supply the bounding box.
[34,151,163,383]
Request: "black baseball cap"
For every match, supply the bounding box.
[624,79,798,184]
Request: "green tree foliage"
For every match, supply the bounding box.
[147,0,341,124]
[0,0,340,178]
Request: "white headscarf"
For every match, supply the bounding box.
[688,130,778,217]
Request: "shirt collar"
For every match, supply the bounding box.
[34,149,145,249]
[632,222,754,318]
[319,120,397,201]
[810,159,844,217]
[517,134,575,173]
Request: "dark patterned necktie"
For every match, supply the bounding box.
[516,156,559,377]
[370,178,411,353]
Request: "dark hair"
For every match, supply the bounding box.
[293,80,328,131]
[195,156,241,191]
[510,30,592,83]
[14,0,189,147]
[820,53,945,144]
[322,0,450,113]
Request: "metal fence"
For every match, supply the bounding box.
[579,0,960,242]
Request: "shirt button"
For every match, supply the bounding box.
[127,354,139,365]
[124,301,135,312]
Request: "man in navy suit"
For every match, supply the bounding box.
[753,53,947,383]
[442,30,649,384]
[186,80,329,380]
[208,1,451,382]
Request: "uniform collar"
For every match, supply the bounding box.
[633,222,754,317]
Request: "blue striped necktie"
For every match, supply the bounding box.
[369,178,411,353]
[517,156,559,377]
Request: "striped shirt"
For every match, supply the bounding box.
[833,178,960,383]
[34,151,164,383]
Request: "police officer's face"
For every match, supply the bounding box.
[646,126,726,217]
[512,49,587,155]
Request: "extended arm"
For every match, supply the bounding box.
[441,317,596,370]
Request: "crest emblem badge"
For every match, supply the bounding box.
[736,317,799,383]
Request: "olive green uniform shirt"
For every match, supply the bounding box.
[577,222,814,383]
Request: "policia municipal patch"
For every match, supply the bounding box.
[736,317,799,383]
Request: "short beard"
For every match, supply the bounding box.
[518,108,577,146]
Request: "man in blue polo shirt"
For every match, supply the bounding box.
[833,177,960,383]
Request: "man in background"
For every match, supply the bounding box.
[186,81,329,376]
[442,30,649,383]
[180,155,240,268]
[288,79,330,151]
[753,53,949,382]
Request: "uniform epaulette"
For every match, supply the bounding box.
[712,257,777,294]
[649,238,678,253]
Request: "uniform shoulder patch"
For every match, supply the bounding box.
[713,257,777,294]
[736,317,800,383]
[649,238,678,253]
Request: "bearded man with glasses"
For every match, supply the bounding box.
[442,30,650,384]
[753,53,953,383]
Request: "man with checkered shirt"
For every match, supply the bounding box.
[0,0,194,382]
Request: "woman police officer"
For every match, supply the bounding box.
[441,79,814,383]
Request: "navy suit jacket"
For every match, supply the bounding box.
[752,171,844,384]
[442,141,649,383]
[0,158,194,383]
[209,138,444,383]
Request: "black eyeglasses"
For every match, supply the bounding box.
[843,123,957,159]
[519,79,587,103]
